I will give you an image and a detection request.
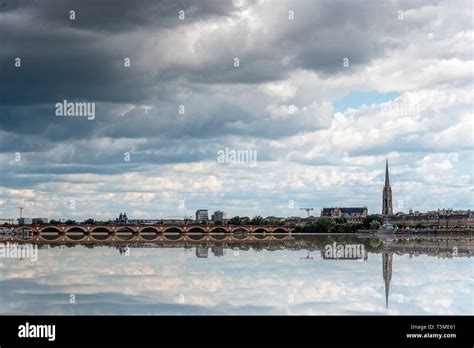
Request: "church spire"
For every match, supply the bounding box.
[385,159,390,187]
[382,159,393,215]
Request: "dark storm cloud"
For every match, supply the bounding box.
[1,0,416,106]
[0,0,241,106]
[0,0,237,32]
[0,0,455,162]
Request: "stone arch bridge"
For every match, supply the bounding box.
[11,224,294,244]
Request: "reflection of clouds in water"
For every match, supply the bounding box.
[0,247,472,315]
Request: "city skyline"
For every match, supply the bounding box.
[1,0,472,221]
[3,158,471,222]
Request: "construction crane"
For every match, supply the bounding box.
[16,207,24,219]
[299,207,313,217]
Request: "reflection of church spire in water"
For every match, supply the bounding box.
[382,252,393,308]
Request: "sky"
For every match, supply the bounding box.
[0,0,473,221]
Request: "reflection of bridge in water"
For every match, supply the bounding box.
[1,229,471,310]
[1,224,294,244]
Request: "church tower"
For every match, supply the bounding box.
[382,159,393,215]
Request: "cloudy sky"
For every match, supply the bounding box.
[0,0,472,221]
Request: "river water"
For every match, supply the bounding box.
[0,233,472,315]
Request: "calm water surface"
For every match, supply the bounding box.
[0,234,472,315]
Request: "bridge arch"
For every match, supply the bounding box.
[138,226,159,233]
[139,226,160,241]
[253,227,270,234]
[209,233,227,241]
[163,226,184,233]
[231,226,249,233]
[39,226,61,241]
[272,227,288,238]
[115,227,135,241]
[65,226,86,233]
[187,227,206,233]
[209,227,228,233]
[163,226,184,241]
[163,233,184,241]
[187,233,206,241]
[39,226,61,233]
[232,227,249,239]
[90,226,112,232]
[65,227,86,241]
[90,226,113,241]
